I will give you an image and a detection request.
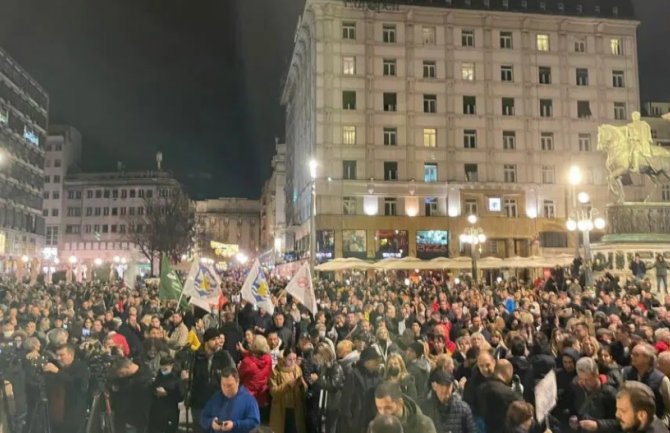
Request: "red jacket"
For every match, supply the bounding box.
[238,352,272,407]
[110,332,130,357]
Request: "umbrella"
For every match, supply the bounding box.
[379,256,429,270]
[315,257,373,271]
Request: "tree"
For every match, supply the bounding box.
[125,186,194,275]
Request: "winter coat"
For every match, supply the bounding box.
[110,364,154,432]
[554,349,580,422]
[422,393,476,433]
[523,354,556,405]
[220,322,245,364]
[569,376,618,433]
[148,371,183,433]
[189,347,237,409]
[371,340,401,362]
[654,260,669,277]
[337,363,381,433]
[398,395,437,433]
[630,260,647,278]
[477,378,523,432]
[238,352,273,407]
[269,363,307,433]
[407,357,431,400]
[200,386,260,433]
[44,359,91,433]
[168,322,189,350]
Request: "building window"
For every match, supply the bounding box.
[102,225,109,233]
[575,38,586,52]
[463,130,477,149]
[0,106,8,124]
[24,126,39,145]
[120,207,126,215]
[342,22,356,40]
[539,66,552,84]
[52,209,59,217]
[86,190,93,199]
[111,224,118,233]
[504,198,518,217]
[68,190,75,199]
[43,191,49,199]
[95,190,102,198]
[129,189,136,198]
[46,226,59,245]
[610,38,623,56]
[343,56,356,75]
[382,24,396,43]
[423,128,436,147]
[662,185,670,202]
[54,175,61,183]
[53,191,59,199]
[112,207,118,216]
[86,207,92,216]
[383,93,397,112]
[95,207,101,216]
[541,132,554,151]
[502,0,509,8]
[103,207,110,216]
[504,164,517,183]
[422,26,436,45]
[42,209,48,217]
[465,199,478,216]
[423,61,436,78]
[577,101,592,118]
[138,206,145,215]
[542,165,555,184]
[129,207,135,216]
[461,30,474,47]
[463,96,476,115]
[343,91,356,110]
[540,99,553,117]
[54,159,62,167]
[536,34,549,51]
[343,197,356,215]
[121,189,127,199]
[500,65,513,82]
[383,58,397,76]
[500,31,513,49]
[423,94,437,113]
[576,68,589,86]
[343,160,357,180]
[612,70,625,88]
[543,200,556,218]
[502,97,515,116]
[343,126,356,145]
[465,164,478,182]
[461,63,475,81]
[579,133,592,152]
[503,131,516,150]
[384,127,397,146]
[384,162,398,181]
[103,189,110,198]
[614,102,627,120]
[384,198,397,216]
[424,163,438,182]
[425,198,438,216]
[65,225,80,234]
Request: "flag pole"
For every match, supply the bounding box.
[176,288,187,310]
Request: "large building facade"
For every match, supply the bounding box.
[0,47,48,261]
[195,198,261,257]
[260,142,288,255]
[282,0,649,262]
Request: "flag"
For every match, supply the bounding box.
[159,254,185,307]
[285,262,317,315]
[183,260,222,313]
[240,259,274,314]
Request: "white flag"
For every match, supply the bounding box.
[535,370,557,423]
[240,259,274,314]
[183,260,221,313]
[284,262,317,315]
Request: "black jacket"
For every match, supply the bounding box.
[337,363,381,433]
[45,359,91,433]
[110,364,154,432]
[569,377,618,433]
[220,322,244,364]
[188,347,236,409]
[149,371,183,433]
[422,393,476,433]
[477,378,523,432]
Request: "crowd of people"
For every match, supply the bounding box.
[2,261,670,433]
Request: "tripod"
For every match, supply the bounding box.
[86,387,115,433]
[25,380,51,433]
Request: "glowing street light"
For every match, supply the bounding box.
[577,192,590,204]
[461,215,486,284]
[68,256,78,265]
[21,255,29,263]
[308,159,318,180]
[235,253,248,264]
[568,165,582,186]
[94,258,103,266]
[308,158,318,272]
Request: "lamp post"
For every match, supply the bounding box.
[566,192,606,287]
[308,159,318,272]
[459,215,486,285]
[567,165,583,258]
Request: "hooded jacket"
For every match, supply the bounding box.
[238,352,273,407]
[398,395,437,433]
[555,348,581,421]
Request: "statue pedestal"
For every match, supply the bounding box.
[602,202,670,243]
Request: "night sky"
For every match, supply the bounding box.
[0,0,668,199]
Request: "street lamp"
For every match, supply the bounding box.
[68,255,77,265]
[566,192,605,287]
[308,159,318,272]
[459,215,486,284]
[94,258,103,267]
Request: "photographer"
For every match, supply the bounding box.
[109,356,154,433]
[43,343,91,433]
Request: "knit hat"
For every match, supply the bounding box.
[203,328,220,343]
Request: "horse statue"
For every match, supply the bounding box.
[597,116,670,203]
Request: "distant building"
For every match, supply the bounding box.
[643,101,670,117]
[43,125,82,252]
[195,198,260,258]
[0,46,49,261]
[260,141,287,255]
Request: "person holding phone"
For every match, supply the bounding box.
[200,367,260,433]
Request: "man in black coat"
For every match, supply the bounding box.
[338,347,383,433]
[422,370,476,433]
[570,357,619,432]
[477,359,522,433]
[118,314,144,357]
[43,343,91,433]
[109,357,154,433]
[270,312,294,350]
[148,356,183,433]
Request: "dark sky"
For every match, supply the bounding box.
[0,0,668,199]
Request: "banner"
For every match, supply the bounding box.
[183,260,222,313]
[284,262,317,315]
[159,254,186,307]
[240,259,274,314]
[535,370,557,423]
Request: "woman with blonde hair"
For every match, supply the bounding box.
[269,348,307,433]
[384,353,418,400]
[239,334,273,420]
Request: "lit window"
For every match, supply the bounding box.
[502,131,516,150]
[343,126,356,145]
[536,34,550,51]
[343,56,356,75]
[461,30,474,47]
[0,106,8,124]
[504,165,517,183]
[423,128,436,148]
[24,126,39,145]
[422,26,436,45]
[462,63,475,81]
[610,38,623,56]
[424,163,438,183]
